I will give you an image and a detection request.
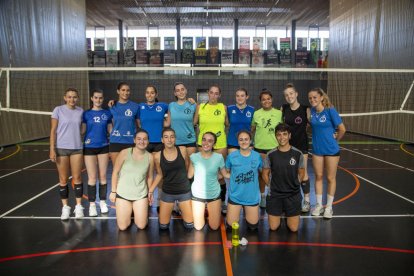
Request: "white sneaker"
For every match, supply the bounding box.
[100,201,109,214]
[89,204,98,217]
[311,203,324,216]
[74,204,84,219]
[61,205,71,220]
[301,201,311,213]
[259,195,266,208]
[323,207,333,219]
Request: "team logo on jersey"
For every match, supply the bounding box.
[141,106,145,109]
[264,119,272,128]
[216,131,221,137]
[214,109,221,116]
[112,130,120,136]
[246,111,252,118]
[156,106,163,112]
[289,157,296,165]
[184,108,192,114]
[125,109,133,116]
[295,116,302,124]
[101,114,109,121]
[126,131,132,137]
[268,127,275,134]
[319,115,327,123]
[251,160,258,169]
[85,139,91,145]
[232,110,236,114]
[187,133,193,139]
[235,170,254,184]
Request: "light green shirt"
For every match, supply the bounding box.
[251,108,282,150]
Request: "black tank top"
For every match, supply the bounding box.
[282,103,309,152]
[160,146,190,194]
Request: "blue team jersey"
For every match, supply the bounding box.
[225,150,262,205]
[83,109,112,148]
[169,101,196,145]
[109,101,140,144]
[227,105,255,147]
[309,107,342,155]
[138,102,168,143]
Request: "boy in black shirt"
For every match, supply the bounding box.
[262,123,305,232]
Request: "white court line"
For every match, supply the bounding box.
[0,182,60,218]
[2,214,413,220]
[354,173,414,204]
[341,147,414,173]
[0,159,51,179]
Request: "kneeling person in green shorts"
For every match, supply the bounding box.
[262,123,305,232]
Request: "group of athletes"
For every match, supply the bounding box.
[49,81,346,232]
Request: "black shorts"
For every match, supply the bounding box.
[266,192,302,217]
[254,148,272,155]
[177,142,197,148]
[228,198,259,207]
[55,148,83,157]
[109,143,134,153]
[83,146,109,155]
[116,193,148,202]
[146,143,163,153]
[192,195,221,203]
[313,151,340,157]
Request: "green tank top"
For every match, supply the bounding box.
[197,103,227,149]
[117,148,149,201]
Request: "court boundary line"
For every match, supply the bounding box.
[400,143,414,157]
[0,159,51,179]
[341,147,414,172]
[0,144,20,160]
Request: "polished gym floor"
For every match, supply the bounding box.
[0,133,413,275]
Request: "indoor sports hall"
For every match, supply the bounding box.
[1,1,413,275]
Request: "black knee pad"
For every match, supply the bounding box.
[159,222,170,230]
[301,179,310,194]
[183,221,194,230]
[220,184,227,202]
[87,184,96,202]
[226,222,233,232]
[99,183,107,200]
[74,183,83,198]
[59,185,69,199]
[246,221,259,231]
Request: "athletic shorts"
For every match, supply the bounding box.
[313,151,340,157]
[116,193,148,202]
[161,191,192,203]
[109,143,134,153]
[192,195,221,203]
[228,197,259,207]
[266,192,302,217]
[83,146,109,155]
[254,148,272,155]
[146,143,163,153]
[56,148,83,157]
[177,142,197,148]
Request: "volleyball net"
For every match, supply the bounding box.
[0,66,413,145]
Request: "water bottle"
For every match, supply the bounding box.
[231,222,239,246]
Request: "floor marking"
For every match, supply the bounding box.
[400,143,414,157]
[333,166,360,205]
[0,159,51,179]
[0,144,20,160]
[0,147,4,153]
[338,141,402,145]
[341,147,414,172]
[354,173,414,204]
[220,221,234,276]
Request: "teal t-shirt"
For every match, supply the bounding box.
[190,152,225,199]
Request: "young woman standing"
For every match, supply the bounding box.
[308,88,346,219]
[50,88,84,220]
[82,89,112,216]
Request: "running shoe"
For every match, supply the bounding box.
[100,201,109,214]
[89,204,98,217]
[301,201,311,213]
[311,203,324,216]
[61,205,71,220]
[74,204,84,219]
[323,207,333,219]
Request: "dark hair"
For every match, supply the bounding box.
[209,84,221,94]
[65,88,78,96]
[309,87,332,107]
[259,90,272,100]
[203,131,217,144]
[275,123,291,134]
[237,130,252,140]
[135,128,149,139]
[173,82,186,92]
[146,85,159,102]
[162,127,176,136]
[117,82,129,90]
[235,87,248,96]
[91,88,104,96]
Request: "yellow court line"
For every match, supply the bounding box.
[0,145,21,161]
[400,144,414,157]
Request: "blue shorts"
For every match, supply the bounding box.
[161,191,192,203]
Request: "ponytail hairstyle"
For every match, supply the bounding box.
[309,87,332,108]
[284,83,297,92]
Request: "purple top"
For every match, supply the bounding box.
[51,105,83,149]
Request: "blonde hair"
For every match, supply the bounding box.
[309,88,333,108]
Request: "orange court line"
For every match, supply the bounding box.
[333,166,360,205]
[220,220,234,276]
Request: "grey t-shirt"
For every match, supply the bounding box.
[52,105,83,149]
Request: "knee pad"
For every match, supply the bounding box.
[99,183,107,200]
[59,185,69,199]
[301,179,310,194]
[74,183,83,198]
[159,222,170,230]
[246,221,259,231]
[87,184,96,202]
[183,221,194,230]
